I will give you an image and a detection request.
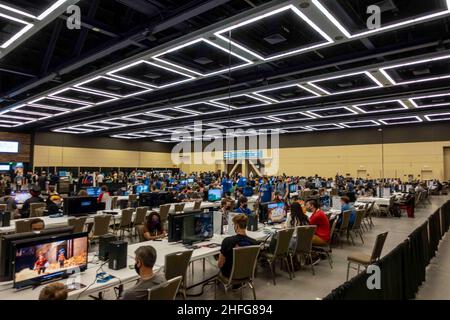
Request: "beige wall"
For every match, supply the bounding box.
[34,145,174,168]
[178,140,450,180]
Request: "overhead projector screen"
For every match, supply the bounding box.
[0,141,19,153]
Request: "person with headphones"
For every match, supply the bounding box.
[21,185,44,218]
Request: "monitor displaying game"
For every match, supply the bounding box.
[12,191,32,204]
[187,178,194,184]
[208,189,222,202]
[289,184,298,193]
[13,233,88,289]
[267,202,286,222]
[86,187,101,197]
[133,184,149,195]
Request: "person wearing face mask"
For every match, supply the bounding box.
[119,245,166,300]
[218,214,259,278]
[143,212,166,240]
[234,196,252,215]
[306,199,330,246]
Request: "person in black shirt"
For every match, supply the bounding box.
[21,186,44,218]
[218,214,259,278]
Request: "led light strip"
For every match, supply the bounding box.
[107,60,196,89]
[175,102,229,114]
[268,111,316,122]
[352,100,409,113]
[409,92,450,108]
[378,116,423,125]
[253,84,321,103]
[425,112,450,121]
[146,107,199,118]
[312,0,450,39]
[152,38,253,77]
[29,96,92,110]
[308,71,384,95]
[210,94,272,109]
[49,87,119,106]
[305,123,345,130]
[0,13,34,49]
[74,76,154,98]
[236,116,281,126]
[306,106,359,118]
[215,4,334,61]
[379,54,450,85]
[339,120,380,128]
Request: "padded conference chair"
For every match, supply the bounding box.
[117,208,133,238]
[174,203,185,214]
[136,224,146,242]
[68,216,87,233]
[128,194,138,208]
[90,214,112,242]
[215,245,260,300]
[133,207,147,236]
[30,203,46,217]
[0,204,7,212]
[164,250,193,299]
[289,226,316,276]
[15,219,31,233]
[346,232,388,280]
[350,209,365,244]
[147,276,182,300]
[334,210,353,247]
[111,196,119,210]
[260,228,294,285]
[159,204,171,223]
[312,219,338,269]
[193,200,202,211]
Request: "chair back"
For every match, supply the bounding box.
[389,195,395,207]
[329,218,338,246]
[164,250,193,283]
[174,203,185,213]
[147,276,182,300]
[370,232,388,262]
[136,224,146,242]
[68,216,87,233]
[111,196,118,210]
[119,209,133,228]
[330,188,339,196]
[294,226,316,254]
[92,215,112,237]
[193,200,202,211]
[30,203,46,217]
[227,245,261,284]
[339,210,352,232]
[414,192,421,206]
[15,219,31,233]
[273,228,295,257]
[0,204,7,212]
[128,194,138,203]
[352,209,365,230]
[302,190,311,199]
[134,207,147,225]
[159,204,171,222]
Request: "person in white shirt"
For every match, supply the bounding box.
[96,172,104,184]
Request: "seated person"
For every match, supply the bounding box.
[218,214,259,278]
[306,199,330,246]
[30,218,45,231]
[77,189,88,197]
[285,202,309,228]
[39,282,68,300]
[0,187,20,219]
[219,198,232,226]
[143,212,166,240]
[234,196,252,215]
[336,196,356,228]
[97,185,111,204]
[21,186,44,218]
[119,246,166,300]
[272,191,284,203]
[47,195,63,216]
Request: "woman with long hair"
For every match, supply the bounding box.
[286,202,309,228]
[143,212,166,240]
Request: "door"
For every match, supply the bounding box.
[444,147,450,181]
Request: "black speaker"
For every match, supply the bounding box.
[99,234,117,261]
[108,240,128,270]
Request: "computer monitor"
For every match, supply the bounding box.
[289,184,298,193]
[12,232,88,289]
[59,171,68,177]
[133,184,149,195]
[187,178,194,184]
[13,191,32,204]
[208,189,222,202]
[267,202,286,223]
[243,186,253,197]
[179,180,187,186]
[168,211,213,243]
[0,226,74,281]
[86,187,101,197]
[139,192,171,208]
[63,197,98,216]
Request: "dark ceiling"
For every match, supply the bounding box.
[1,0,450,143]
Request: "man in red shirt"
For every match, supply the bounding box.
[306,199,330,246]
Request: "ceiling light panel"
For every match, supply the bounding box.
[209,120,250,128]
[268,111,316,122]
[211,94,271,109]
[152,38,252,76]
[308,71,384,95]
[29,97,91,111]
[352,100,409,113]
[215,4,333,61]
[409,93,450,108]
[307,106,358,118]
[175,102,228,114]
[0,12,33,49]
[379,116,423,125]
[74,76,153,98]
[379,55,450,85]
[146,108,198,119]
[340,120,380,128]
[0,0,70,20]
[305,123,344,130]
[312,0,450,38]
[280,126,313,133]
[237,116,280,126]
[424,112,450,121]
[50,88,118,105]
[253,84,320,102]
[107,60,195,88]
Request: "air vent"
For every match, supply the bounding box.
[144,73,161,80]
[106,85,122,91]
[264,33,287,45]
[337,81,353,88]
[194,57,214,65]
[412,68,431,76]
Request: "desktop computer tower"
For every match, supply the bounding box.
[0,211,11,227]
[99,234,117,261]
[108,240,128,270]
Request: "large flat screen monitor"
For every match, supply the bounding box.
[12,191,32,203]
[168,211,213,243]
[13,232,88,289]
[133,184,149,195]
[86,187,101,197]
[208,189,222,202]
[267,202,286,222]
[0,141,19,153]
[64,197,98,216]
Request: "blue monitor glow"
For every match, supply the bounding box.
[267,202,286,221]
[13,192,32,204]
[208,189,222,202]
[187,178,194,184]
[134,184,149,194]
[86,187,101,197]
[180,180,187,186]
[289,184,298,193]
[0,164,10,171]
[0,141,19,153]
[59,171,68,177]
